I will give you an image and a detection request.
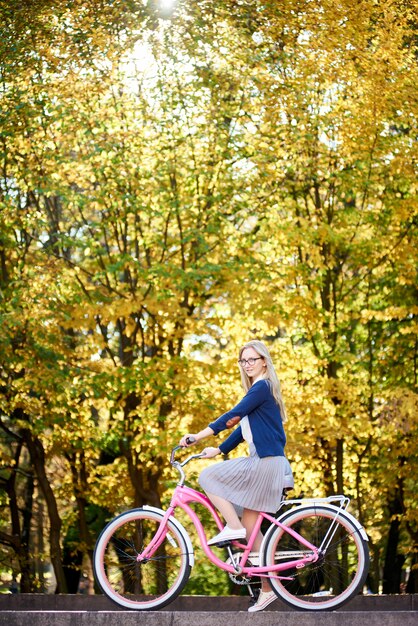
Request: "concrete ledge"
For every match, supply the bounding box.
[0,610,417,626]
[0,593,417,612]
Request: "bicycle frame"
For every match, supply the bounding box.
[138,482,322,580]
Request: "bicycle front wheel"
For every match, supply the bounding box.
[262,504,369,611]
[93,508,192,610]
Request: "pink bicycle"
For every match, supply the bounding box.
[93,445,369,611]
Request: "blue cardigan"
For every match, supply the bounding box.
[208,380,286,458]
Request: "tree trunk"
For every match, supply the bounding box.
[22,428,68,593]
[1,440,34,592]
[20,469,35,592]
[335,438,344,495]
[406,548,418,593]
[382,485,404,594]
[68,451,95,581]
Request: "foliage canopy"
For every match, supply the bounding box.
[0,0,417,595]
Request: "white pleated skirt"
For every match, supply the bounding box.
[199,445,287,514]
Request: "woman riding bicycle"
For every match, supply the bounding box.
[180,339,289,612]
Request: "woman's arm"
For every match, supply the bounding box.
[219,426,244,455]
[209,380,268,434]
[179,426,214,447]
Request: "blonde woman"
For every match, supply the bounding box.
[180,340,289,612]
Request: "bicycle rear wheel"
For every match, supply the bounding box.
[262,504,369,611]
[93,508,192,610]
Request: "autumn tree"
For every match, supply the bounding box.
[0,0,417,595]
[219,0,418,592]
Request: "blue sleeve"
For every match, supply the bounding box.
[219,426,244,455]
[209,381,268,434]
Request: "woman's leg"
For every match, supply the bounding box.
[241,509,263,549]
[242,508,270,592]
[205,492,244,529]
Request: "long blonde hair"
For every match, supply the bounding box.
[238,340,288,423]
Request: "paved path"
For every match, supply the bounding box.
[1,593,417,611]
[0,595,416,626]
[0,609,417,626]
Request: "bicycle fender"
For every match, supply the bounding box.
[143,505,195,566]
[275,503,369,543]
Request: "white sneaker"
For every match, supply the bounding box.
[207,525,246,546]
[248,590,277,612]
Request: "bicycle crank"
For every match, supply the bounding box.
[226,554,258,585]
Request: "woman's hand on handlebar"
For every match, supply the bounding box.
[200,447,221,459]
[179,434,197,447]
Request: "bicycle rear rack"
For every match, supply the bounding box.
[277,495,350,513]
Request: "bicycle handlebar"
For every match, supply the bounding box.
[170,437,204,467]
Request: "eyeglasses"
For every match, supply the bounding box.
[238,357,262,367]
